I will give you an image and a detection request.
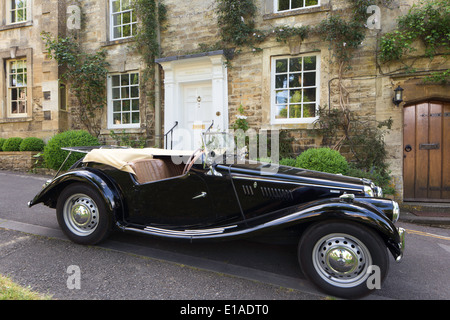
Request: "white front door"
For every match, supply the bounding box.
[158,53,228,151]
[181,82,213,150]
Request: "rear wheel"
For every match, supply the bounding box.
[56,183,113,245]
[298,221,389,299]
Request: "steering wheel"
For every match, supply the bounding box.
[183,148,204,175]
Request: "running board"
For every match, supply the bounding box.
[118,223,238,239]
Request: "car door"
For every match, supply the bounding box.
[128,169,214,226]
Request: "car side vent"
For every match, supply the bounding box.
[261,187,293,201]
[242,185,254,196]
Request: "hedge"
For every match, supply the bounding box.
[43,130,99,170]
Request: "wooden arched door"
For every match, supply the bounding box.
[403,99,450,202]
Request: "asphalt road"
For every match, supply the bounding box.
[1,170,450,302]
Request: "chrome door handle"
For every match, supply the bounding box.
[192,192,207,200]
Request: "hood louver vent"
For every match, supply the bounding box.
[261,187,293,201]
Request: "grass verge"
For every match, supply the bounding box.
[0,275,52,300]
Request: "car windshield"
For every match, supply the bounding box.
[202,132,246,165]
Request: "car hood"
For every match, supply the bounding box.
[218,162,368,194]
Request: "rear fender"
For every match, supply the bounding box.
[28,169,124,221]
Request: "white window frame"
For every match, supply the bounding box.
[109,0,137,41]
[107,72,140,129]
[274,0,320,13]
[270,54,320,125]
[7,0,31,25]
[7,58,28,118]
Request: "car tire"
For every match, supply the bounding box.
[298,220,389,299]
[56,183,113,245]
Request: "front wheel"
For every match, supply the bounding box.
[56,183,113,245]
[298,221,389,299]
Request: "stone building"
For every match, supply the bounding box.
[0,1,68,140]
[0,0,448,203]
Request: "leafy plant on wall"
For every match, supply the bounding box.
[42,32,109,138]
[379,0,450,84]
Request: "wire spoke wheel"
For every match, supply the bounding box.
[312,233,372,288]
[63,194,99,237]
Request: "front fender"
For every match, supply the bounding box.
[28,168,124,221]
[266,198,404,261]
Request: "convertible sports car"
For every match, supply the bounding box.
[29,133,405,298]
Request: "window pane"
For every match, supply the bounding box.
[132,99,139,111]
[122,11,131,24]
[303,88,316,102]
[122,24,131,37]
[132,112,140,124]
[130,73,139,85]
[303,104,316,117]
[122,113,130,124]
[289,74,301,88]
[290,90,302,103]
[290,58,302,72]
[275,90,288,104]
[113,101,121,112]
[114,113,121,124]
[11,102,18,113]
[112,75,120,87]
[112,88,120,99]
[304,56,316,70]
[292,0,304,9]
[113,26,122,39]
[275,75,287,89]
[11,88,18,100]
[275,105,288,119]
[131,86,139,98]
[276,59,288,73]
[121,87,129,98]
[289,105,302,118]
[303,72,316,87]
[122,0,131,10]
[278,0,290,11]
[112,0,121,13]
[121,74,129,86]
[122,100,130,111]
[305,0,319,6]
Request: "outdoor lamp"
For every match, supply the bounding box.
[393,85,404,107]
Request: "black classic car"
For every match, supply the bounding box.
[29,133,405,298]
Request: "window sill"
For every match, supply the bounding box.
[263,4,331,20]
[0,116,33,124]
[0,21,33,31]
[101,37,135,47]
[101,127,144,135]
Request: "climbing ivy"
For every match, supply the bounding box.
[379,0,450,83]
[42,32,109,138]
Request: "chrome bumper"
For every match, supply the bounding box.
[396,227,406,262]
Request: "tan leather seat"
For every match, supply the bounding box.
[128,159,171,184]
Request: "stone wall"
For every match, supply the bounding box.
[0,152,39,172]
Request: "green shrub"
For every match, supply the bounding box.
[347,165,395,195]
[279,157,297,167]
[2,137,23,152]
[43,130,99,170]
[295,148,349,174]
[19,137,45,152]
[0,138,6,151]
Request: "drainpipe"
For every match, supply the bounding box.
[154,1,162,148]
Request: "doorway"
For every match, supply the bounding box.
[403,99,450,202]
[181,81,213,150]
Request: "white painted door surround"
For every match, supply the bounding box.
[157,51,228,150]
